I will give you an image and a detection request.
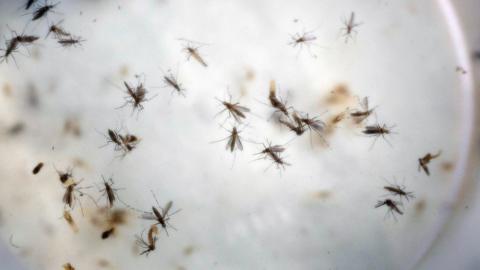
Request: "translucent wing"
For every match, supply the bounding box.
[235,135,243,151]
[360,96,369,111]
[140,212,157,221]
[162,201,173,216]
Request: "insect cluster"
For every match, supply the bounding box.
[0,1,84,66]
[1,1,455,269]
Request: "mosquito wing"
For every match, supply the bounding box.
[162,201,173,216]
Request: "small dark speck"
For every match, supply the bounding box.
[473,51,480,59]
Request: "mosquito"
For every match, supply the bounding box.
[118,75,155,114]
[46,20,71,39]
[383,181,415,202]
[62,180,97,215]
[32,1,59,21]
[24,0,39,10]
[211,125,245,153]
[140,193,180,236]
[136,225,159,256]
[98,176,122,208]
[418,151,442,176]
[57,36,84,48]
[0,38,20,64]
[350,96,375,123]
[162,69,186,96]
[215,94,250,123]
[255,140,286,158]
[289,30,317,49]
[362,123,395,148]
[340,12,362,43]
[32,162,44,174]
[279,116,305,136]
[267,151,290,170]
[54,166,73,184]
[180,39,208,67]
[269,80,290,117]
[14,35,39,45]
[375,199,403,220]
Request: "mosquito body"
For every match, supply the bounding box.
[269,80,289,117]
[99,177,119,208]
[362,123,394,147]
[47,20,71,39]
[32,162,44,174]
[32,2,58,21]
[341,12,361,42]
[0,38,19,64]
[279,117,305,136]
[119,78,153,113]
[136,225,158,256]
[350,97,374,123]
[375,199,403,219]
[384,184,414,201]
[180,39,208,67]
[418,151,441,176]
[163,71,185,96]
[216,95,250,123]
[101,227,115,239]
[141,198,180,236]
[58,36,84,48]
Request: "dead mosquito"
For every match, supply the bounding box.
[383,183,415,201]
[0,38,20,64]
[98,176,124,208]
[101,128,140,156]
[211,126,244,152]
[279,115,305,136]
[57,36,84,48]
[418,151,442,176]
[253,140,290,170]
[118,75,155,114]
[54,166,73,184]
[46,20,71,39]
[180,39,208,67]
[340,12,362,43]
[32,1,59,21]
[162,69,186,97]
[268,80,290,117]
[289,29,317,49]
[215,94,250,123]
[140,193,180,236]
[101,227,115,239]
[350,96,375,123]
[62,180,96,214]
[255,140,286,158]
[14,35,39,45]
[119,133,140,152]
[267,151,290,170]
[375,199,403,220]
[362,123,395,148]
[136,225,159,256]
[32,162,44,175]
